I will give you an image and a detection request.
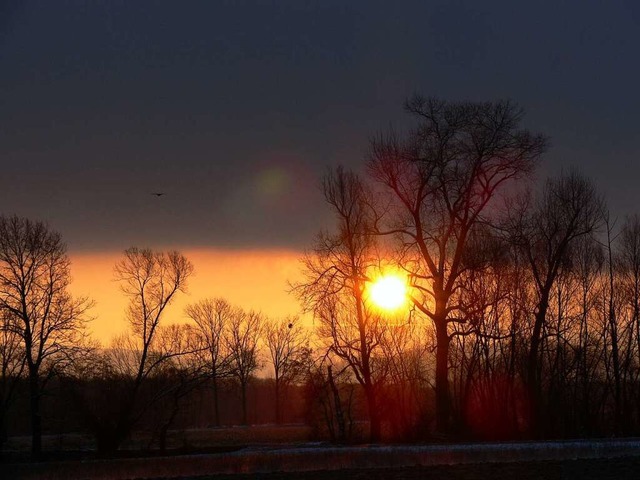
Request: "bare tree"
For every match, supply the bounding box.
[508,171,604,434]
[303,355,357,443]
[378,320,432,440]
[151,323,206,452]
[226,309,262,425]
[617,215,640,426]
[185,297,234,426]
[93,247,193,452]
[572,235,605,435]
[368,97,547,432]
[447,230,531,438]
[0,310,25,450]
[603,214,623,433]
[295,167,387,442]
[264,316,311,423]
[0,216,91,455]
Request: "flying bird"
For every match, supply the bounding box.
[151,192,165,197]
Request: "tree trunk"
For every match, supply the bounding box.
[434,315,451,434]
[241,381,248,425]
[579,284,590,435]
[528,292,550,438]
[212,376,220,426]
[607,231,622,434]
[28,371,42,457]
[275,375,281,424]
[327,366,346,442]
[354,284,379,442]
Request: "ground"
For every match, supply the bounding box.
[4,430,640,479]
[190,458,640,480]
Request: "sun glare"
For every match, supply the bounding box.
[369,274,407,311]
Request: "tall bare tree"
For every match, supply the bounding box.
[295,167,387,442]
[226,309,262,425]
[264,316,310,423]
[94,247,193,452]
[572,235,605,435]
[508,171,604,434]
[0,216,91,455]
[185,297,234,426]
[617,215,640,425]
[151,323,206,451]
[368,97,546,432]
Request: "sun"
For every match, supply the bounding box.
[368,274,407,311]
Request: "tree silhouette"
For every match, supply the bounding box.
[226,309,262,425]
[264,316,310,423]
[295,167,388,442]
[368,97,547,433]
[0,216,91,455]
[508,171,604,435]
[93,247,193,452]
[185,297,235,426]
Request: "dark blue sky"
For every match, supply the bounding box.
[1,1,639,251]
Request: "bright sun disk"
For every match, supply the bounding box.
[369,274,407,310]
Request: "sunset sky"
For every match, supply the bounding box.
[69,249,303,343]
[2,1,639,342]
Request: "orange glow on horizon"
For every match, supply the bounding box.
[68,248,305,344]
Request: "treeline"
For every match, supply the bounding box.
[2,96,640,456]
[0,240,318,454]
[293,97,640,444]
[3,376,310,445]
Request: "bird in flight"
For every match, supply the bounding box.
[151,192,165,197]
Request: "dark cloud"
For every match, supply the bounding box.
[1,1,638,250]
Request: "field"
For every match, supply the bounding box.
[194,457,640,480]
[1,424,319,461]
[4,431,640,480]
